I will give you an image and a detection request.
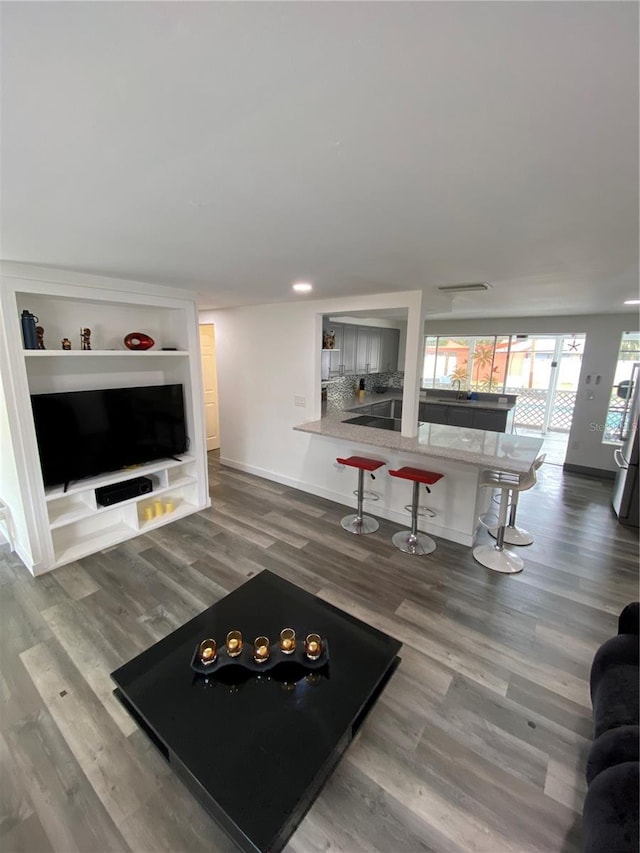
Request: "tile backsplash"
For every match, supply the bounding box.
[323,371,404,408]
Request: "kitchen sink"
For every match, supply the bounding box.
[343,415,425,432]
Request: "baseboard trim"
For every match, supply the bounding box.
[218,456,473,546]
[562,463,615,480]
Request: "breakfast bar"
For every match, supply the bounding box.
[293,396,543,547]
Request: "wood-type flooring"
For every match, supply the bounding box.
[1,455,638,853]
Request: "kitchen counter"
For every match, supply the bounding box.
[293,391,535,548]
[294,408,542,475]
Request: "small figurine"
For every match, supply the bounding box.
[80,328,92,350]
[323,330,336,349]
[61,338,72,350]
[36,326,45,349]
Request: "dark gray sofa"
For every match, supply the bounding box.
[582,602,639,852]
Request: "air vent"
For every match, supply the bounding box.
[436,282,491,293]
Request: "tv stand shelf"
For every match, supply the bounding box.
[46,457,198,529]
[44,456,196,501]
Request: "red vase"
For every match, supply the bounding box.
[124,332,155,351]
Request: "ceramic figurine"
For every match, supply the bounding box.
[36,326,45,349]
[80,327,92,350]
[323,330,336,350]
[61,338,72,350]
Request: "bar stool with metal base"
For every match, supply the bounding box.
[488,453,546,546]
[336,456,386,534]
[473,470,524,573]
[388,466,443,555]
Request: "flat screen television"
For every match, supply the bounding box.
[31,384,188,488]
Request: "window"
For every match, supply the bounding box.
[423,336,504,392]
[603,332,640,443]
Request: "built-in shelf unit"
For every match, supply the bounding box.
[0,266,210,575]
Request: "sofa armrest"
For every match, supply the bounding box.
[618,602,639,636]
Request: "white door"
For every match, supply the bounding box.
[199,323,220,451]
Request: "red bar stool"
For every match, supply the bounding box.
[336,455,386,534]
[388,466,443,555]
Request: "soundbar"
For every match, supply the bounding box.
[96,476,153,507]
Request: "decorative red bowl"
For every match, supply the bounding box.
[124,332,155,351]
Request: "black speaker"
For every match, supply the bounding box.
[96,476,153,507]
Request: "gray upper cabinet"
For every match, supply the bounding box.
[340,325,358,374]
[379,328,400,373]
[322,321,400,375]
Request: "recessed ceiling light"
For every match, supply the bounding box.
[292,281,313,293]
[437,282,491,293]
[624,299,640,305]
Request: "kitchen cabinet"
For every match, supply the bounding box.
[474,409,508,432]
[356,326,381,373]
[417,401,513,432]
[322,321,400,375]
[419,403,447,424]
[379,328,400,373]
[447,407,475,428]
[340,324,358,374]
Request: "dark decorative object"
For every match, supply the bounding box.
[124,332,155,351]
[61,338,72,350]
[80,328,91,350]
[20,309,39,349]
[190,632,329,676]
[582,602,639,853]
[36,326,45,349]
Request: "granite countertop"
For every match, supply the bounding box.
[294,405,542,474]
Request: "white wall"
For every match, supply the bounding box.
[0,327,33,563]
[199,289,431,509]
[424,313,638,471]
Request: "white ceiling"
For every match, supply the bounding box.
[2,2,638,319]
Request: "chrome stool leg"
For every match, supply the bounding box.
[391,480,436,555]
[341,467,379,535]
[489,489,534,545]
[473,486,524,573]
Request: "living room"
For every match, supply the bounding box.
[1,2,638,852]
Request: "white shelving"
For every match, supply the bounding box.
[24,350,189,357]
[0,268,210,575]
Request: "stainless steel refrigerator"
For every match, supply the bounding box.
[612,373,639,527]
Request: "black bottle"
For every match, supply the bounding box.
[20,309,38,349]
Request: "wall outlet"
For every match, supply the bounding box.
[498,396,508,404]
[294,395,306,407]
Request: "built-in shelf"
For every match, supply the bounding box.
[2,275,209,575]
[23,350,189,357]
[44,456,196,501]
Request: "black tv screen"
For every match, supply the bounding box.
[31,384,188,488]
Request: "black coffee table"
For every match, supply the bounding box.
[111,570,401,853]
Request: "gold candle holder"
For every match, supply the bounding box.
[279,627,296,655]
[253,636,270,664]
[198,638,217,665]
[225,630,243,658]
[305,633,322,660]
